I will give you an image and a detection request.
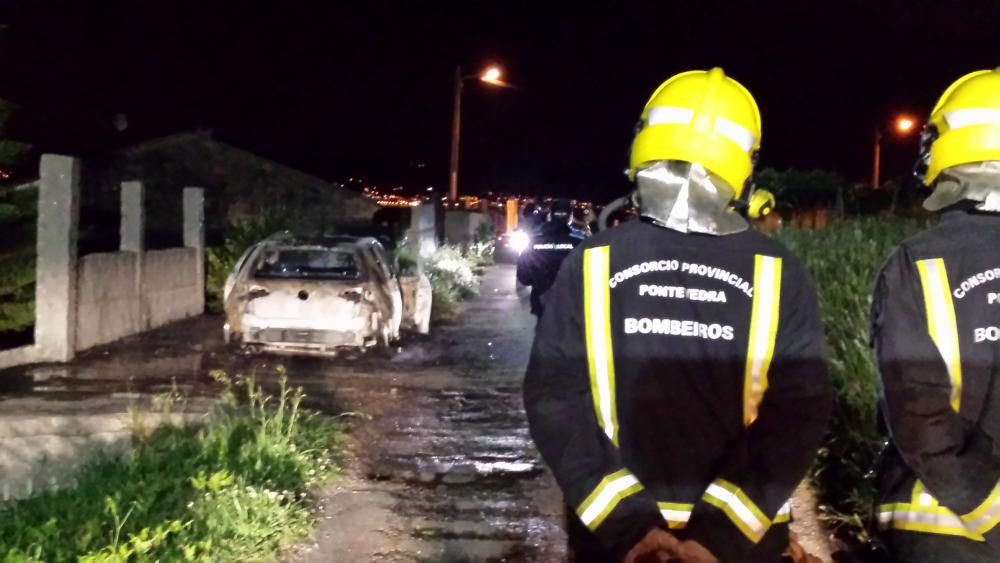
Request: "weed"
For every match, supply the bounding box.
[0,369,344,562]
[780,217,929,541]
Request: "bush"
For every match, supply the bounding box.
[780,218,929,539]
[0,186,37,335]
[0,368,344,562]
[424,245,483,323]
[205,215,295,312]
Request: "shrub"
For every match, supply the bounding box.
[423,245,485,323]
[426,246,479,300]
[205,214,294,312]
[0,368,344,562]
[780,218,929,539]
[0,186,37,335]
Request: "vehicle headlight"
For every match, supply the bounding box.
[510,230,530,254]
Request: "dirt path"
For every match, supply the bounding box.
[283,265,568,562]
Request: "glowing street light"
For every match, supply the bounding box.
[450,64,507,202]
[482,67,502,84]
[873,114,919,188]
[896,116,916,133]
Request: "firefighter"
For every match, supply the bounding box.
[871,69,1000,562]
[523,68,832,563]
[516,198,586,317]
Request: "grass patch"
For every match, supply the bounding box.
[0,368,345,562]
[424,245,487,324]
[780,217,929,541]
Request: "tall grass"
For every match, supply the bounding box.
[780,218,929,538]
[0,368,344,562]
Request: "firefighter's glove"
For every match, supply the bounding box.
[623,527,680,563]
[669,540,719,563]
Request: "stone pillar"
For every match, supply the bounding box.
[409,203,436,276]
[183,187,205,313]
[34,155,80,362]
[120,181,145,329]
[119,181,144,253]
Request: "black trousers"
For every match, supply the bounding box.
[880,531,998,563]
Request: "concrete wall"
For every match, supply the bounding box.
[0,402,207,502]
[407,203,437,279]
[144,248,200,328]
[445,211,493,245]
[76,252,140,350]
[0,156,207,367]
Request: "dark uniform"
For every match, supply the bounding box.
[516,220,585,316]
[524,219,832,562]
[872,209,1000,562]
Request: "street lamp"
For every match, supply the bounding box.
[873,115,918,188]
[449,65,506,203]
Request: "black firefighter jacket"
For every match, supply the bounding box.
[872,209,1000,558]
[523,219,833,562]
[516,221,585,316]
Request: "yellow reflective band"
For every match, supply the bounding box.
[657,502,694,529]
[576,469,643,531]
[878,502,986,541]
[774,501,792,524]
[584,246,619,445]
[910,480,940,508]
[961,481,1000,535]
[702,479,770,543]
[916,258,963,412]
[743,254,782,426]
[657,499,790,530]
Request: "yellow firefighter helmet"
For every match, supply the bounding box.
[629,67,761,197]
[923,68,1000,185]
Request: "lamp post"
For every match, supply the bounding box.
[873,115,917,188]
[449,65,505,203]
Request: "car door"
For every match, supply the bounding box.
[371,242,403,339]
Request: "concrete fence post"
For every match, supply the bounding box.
[183,187,205,313]
[409,203,437,276]
[120,181,145,329]
[34,155,80,362]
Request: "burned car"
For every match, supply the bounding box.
[223,233,430,355]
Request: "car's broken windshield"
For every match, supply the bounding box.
[254,248,361,280]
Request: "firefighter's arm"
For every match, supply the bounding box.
[523,252,664,559]
[684,259,833,562]
[873,248,1000,522]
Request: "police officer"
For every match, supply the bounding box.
[523,68,832,563]
[872,69,1000,562]
[516,198,585,317]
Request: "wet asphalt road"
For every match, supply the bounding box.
[0,265,568,562]
[283,264,567,562]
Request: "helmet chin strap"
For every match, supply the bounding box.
[635,160,749,236]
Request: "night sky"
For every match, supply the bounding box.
[1,1,998,203]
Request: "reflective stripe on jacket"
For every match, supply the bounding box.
[524,219,832,562]
[872,210,1000,556]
